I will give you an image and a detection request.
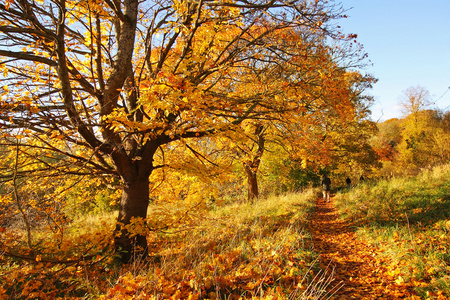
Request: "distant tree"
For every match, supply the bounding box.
[395,86,432,171]
[386,109,450,173]
[371,86,449,176]
[399,86,432,117]
[371,118,401,162]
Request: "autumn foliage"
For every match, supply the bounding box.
[0,0,376,261]
[371,86,450,177]
[2,0,449,298]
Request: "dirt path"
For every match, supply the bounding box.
[309,197,418,299]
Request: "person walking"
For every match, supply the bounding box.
[321,174,331,203]
[346,177,351,189]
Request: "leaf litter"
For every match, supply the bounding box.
[308,197,420,299]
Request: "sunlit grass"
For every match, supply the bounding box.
[335,163,450,297]
[1,190,322,299]
[133,189,320,299]
[0,210,118,299]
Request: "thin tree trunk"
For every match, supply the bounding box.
[245,165,259,202]
[13,139,33,250]
[243,124,265,202]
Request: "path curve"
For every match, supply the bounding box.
[308,197,418,299]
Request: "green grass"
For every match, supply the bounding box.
[335,163,450,298]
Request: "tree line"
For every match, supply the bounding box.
[371,86,450,177]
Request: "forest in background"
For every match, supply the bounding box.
[371,86,450,179]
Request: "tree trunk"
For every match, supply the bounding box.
[114,175,150,262]
[245,165,259,201]
[243,124,265,202]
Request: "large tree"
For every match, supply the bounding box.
[0,0,364,261]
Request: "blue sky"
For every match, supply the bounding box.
[337,0,450,121]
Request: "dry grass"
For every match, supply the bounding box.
[1,189,332,299]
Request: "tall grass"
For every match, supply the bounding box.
[334,164,450,298]
[0,211,117,299]
[126,189,322,299]
[1,189,330,299]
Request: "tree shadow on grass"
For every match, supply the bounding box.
[407,194,450,225]
[370,192,450,227]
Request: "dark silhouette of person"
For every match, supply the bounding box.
[321,174,331,202]
[346,177,351,188]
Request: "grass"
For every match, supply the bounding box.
[129,190,320,299]
[11,161,448,299]
[0,212,117,299]
[1,189,326,299]
[334,163,450,298]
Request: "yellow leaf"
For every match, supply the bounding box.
[395,276,404,285]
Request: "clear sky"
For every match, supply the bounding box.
[337,0,450,121]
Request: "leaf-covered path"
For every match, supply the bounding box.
[309,197,418,299]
